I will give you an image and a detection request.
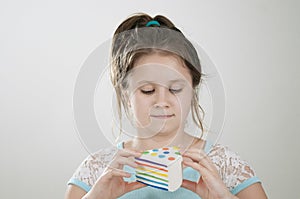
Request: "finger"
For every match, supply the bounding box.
[183,158,230,198]
[125,181,147,192]
[183,151,217,173]
[181,179,207,197]
[117,156,139,168]
[183,147,203,153]
[181,179,196,192]
[117,149,142,158]
[110,150,141,168]
[182,156,193,163]
[183,161,229,196]
[182,149,207,162]
[109,157,138,170]
[183,160,205,173]
[183,160,219,187]
[103,168,132,179]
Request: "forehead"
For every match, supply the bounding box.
[129,53,192,86]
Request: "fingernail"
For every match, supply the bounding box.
[183,161,191,165]
[179,149,184,154]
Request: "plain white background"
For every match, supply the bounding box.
[0,0,299,198]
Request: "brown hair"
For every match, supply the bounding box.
[110,13,205,139]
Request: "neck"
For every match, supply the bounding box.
[126,130,197,151]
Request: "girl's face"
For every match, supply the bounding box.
[125,53,193,138]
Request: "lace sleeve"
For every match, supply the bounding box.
[208,144,260,193]
[68,147,118,190]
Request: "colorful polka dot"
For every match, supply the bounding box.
[175,152,181,155]
[168,157,175,161]
[162,147,169,150]
[158,155,165,158]
[152,149,159,152]
[173,146,179,150]
[163,151,170,154]
[142,151,149,154]
[151,153,158,156]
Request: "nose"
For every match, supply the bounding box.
[153,87,170,108]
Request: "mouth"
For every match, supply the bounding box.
[150,114,175,119]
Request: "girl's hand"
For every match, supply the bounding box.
[181,148,238,199]
[84,149,146,199]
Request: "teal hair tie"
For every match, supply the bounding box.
[146,20,160,27]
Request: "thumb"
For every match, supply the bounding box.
[181,179,196,192]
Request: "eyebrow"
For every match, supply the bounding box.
[137,79,187,85]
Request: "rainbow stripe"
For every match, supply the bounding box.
[135,157,167,167]
[136,179,168,191]
[135,157,169,190]
[136,162,168,172]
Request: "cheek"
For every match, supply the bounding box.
[131,93,151,122]
[176,92,193,117]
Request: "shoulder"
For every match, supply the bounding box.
[208,143,253,167]
[81,146,118,169]
[68,146,118,190]
[207,143,259,194]
[208,143,250,165]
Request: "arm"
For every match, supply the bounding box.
[64,148,145,199]
[64,185,87,199]
[181,147,268,199]
[236,182,268,199]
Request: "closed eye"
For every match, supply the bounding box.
[169,88,183,94]
[141,89,155,95]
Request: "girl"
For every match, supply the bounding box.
[65,13,267,199]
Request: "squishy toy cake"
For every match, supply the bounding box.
[134,146,183,192]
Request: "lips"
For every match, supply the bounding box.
[150,114,175,119]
